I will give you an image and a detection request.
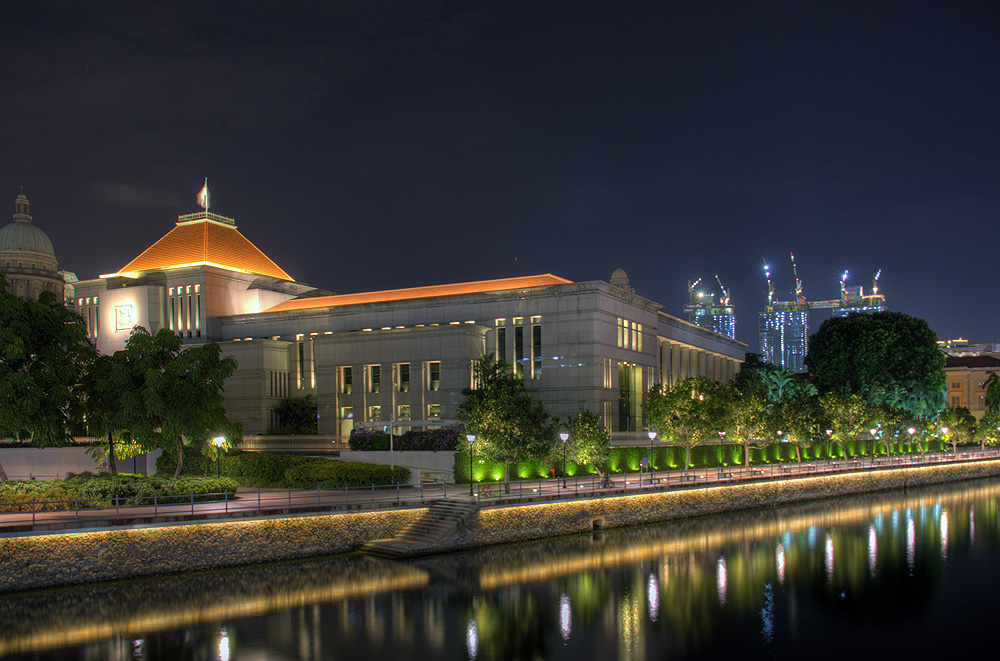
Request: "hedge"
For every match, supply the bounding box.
[348,427,460,452]
[158,448,411,488]
[454,439,950,483]
[0,473,238,511]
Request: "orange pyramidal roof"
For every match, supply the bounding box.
[265,274,572,313]
[109,213,293,281]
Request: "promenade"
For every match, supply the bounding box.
[3,448,997,536]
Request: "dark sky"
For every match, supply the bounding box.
[2,1,997,349]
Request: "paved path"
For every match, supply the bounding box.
[2,449,997,536]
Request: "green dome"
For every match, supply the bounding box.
[0,193,55,257]
[0,219,56,256]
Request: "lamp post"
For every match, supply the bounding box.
[212,436,225,478]
[648,430,657,480]
[560,432,569,488]
[467,434,476,497]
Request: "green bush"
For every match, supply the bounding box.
[0,474,238,511]
[283,461,409,488]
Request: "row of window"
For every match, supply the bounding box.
[339,362,441,394]
[269,371,288,398]
[4,261,48,270]
[342,403,442,423]
[168,285,201,339]
[495,316,542,379]
[618,317,643,352]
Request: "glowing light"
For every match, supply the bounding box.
[559,593,572,641]
[868,525,877,578]
[647,574,659,622]
[825,533,834,583]
[466,619,478,660]
[218,626,229,661]
[970,505,976,546]
[716,556,727,605]
[940,510,949,560]
[906,510,916,573]
[761,583,774,643]
[775,543,785,585]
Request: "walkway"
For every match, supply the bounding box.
[1,449,997,536]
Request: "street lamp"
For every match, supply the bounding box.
[560,432,569,488]
[467,433,476,497]
[212,436,225,478]
[648,430,657,477]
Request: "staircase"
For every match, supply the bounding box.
[362,498,480,559]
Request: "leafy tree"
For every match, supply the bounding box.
[269,395,318,434]
[819,393,870,458]
[0,278,94,480]
[730,353,776,394]
[805,312,945,419]
[722,381,770,466]
[975,409,1000,450]
[554,409,611,474]
[985,372,1000,413]
[644,376,725,471]
[115,328,241,478]
[938,406,976,454]
[458,354,553,487]
[769,393,823,462]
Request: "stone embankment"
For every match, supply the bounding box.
[3,460,1000,594]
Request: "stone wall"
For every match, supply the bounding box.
[4,460,999,594]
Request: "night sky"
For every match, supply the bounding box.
[2,1,997,350]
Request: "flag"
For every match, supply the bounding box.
[196,178,210,211]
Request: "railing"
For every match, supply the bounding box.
[2,449,998,533]
[0,481,448,532]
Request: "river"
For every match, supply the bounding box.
[3,477,1000,660]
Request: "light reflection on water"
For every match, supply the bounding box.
[4,477,1000,660]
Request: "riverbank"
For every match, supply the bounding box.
[3,459,1000,594]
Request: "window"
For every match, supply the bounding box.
[397,405,411,421]
[427,361,441,391]
[427,404,440,419]
[368,365,381,393]
[340,407,353,420]
[368,405,381,421]
[341,366,353,394]
[496,319,506,362]
[531,323,542,379]
[951,395,961,407]
[951,381,961,389]
[396,363,410,392]
[514,319,524,378]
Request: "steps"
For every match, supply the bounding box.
[362,498,480,559]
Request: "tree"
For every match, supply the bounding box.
[938,406,976,454]
[985,372,1000,413]
[554,410,611,474]
[458,354,553,488]
[116,327,241,478]
[769,393,823,462]
[722,382,770,466]
[730,353,776,394]
[805,312,945,417]
[975,409,1000,451]
[0,278,94,480]
[269,395,318,434]
[819,393,870,459]
[644,377,725,471]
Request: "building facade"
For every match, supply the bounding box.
[76,205,746,442]
[0,192,66,301]
[944,355,1000,419]
[758,306,809,373]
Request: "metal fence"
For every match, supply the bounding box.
[2,449,998,533]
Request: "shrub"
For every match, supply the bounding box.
[348,427,460,452]
[283,461,409,488]
[0,474,237,511]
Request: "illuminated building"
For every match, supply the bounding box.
[75,201,745,440]
[0,192,68,302]
[943,355,1000,418]
[758,305,808,373]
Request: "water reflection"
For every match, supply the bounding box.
[5,478,1000,659]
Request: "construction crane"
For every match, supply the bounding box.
[763,264,775,309]
[872,269,881,297]
[789,252,806,307]
[715,275,730,306]
[687,278,703,304]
